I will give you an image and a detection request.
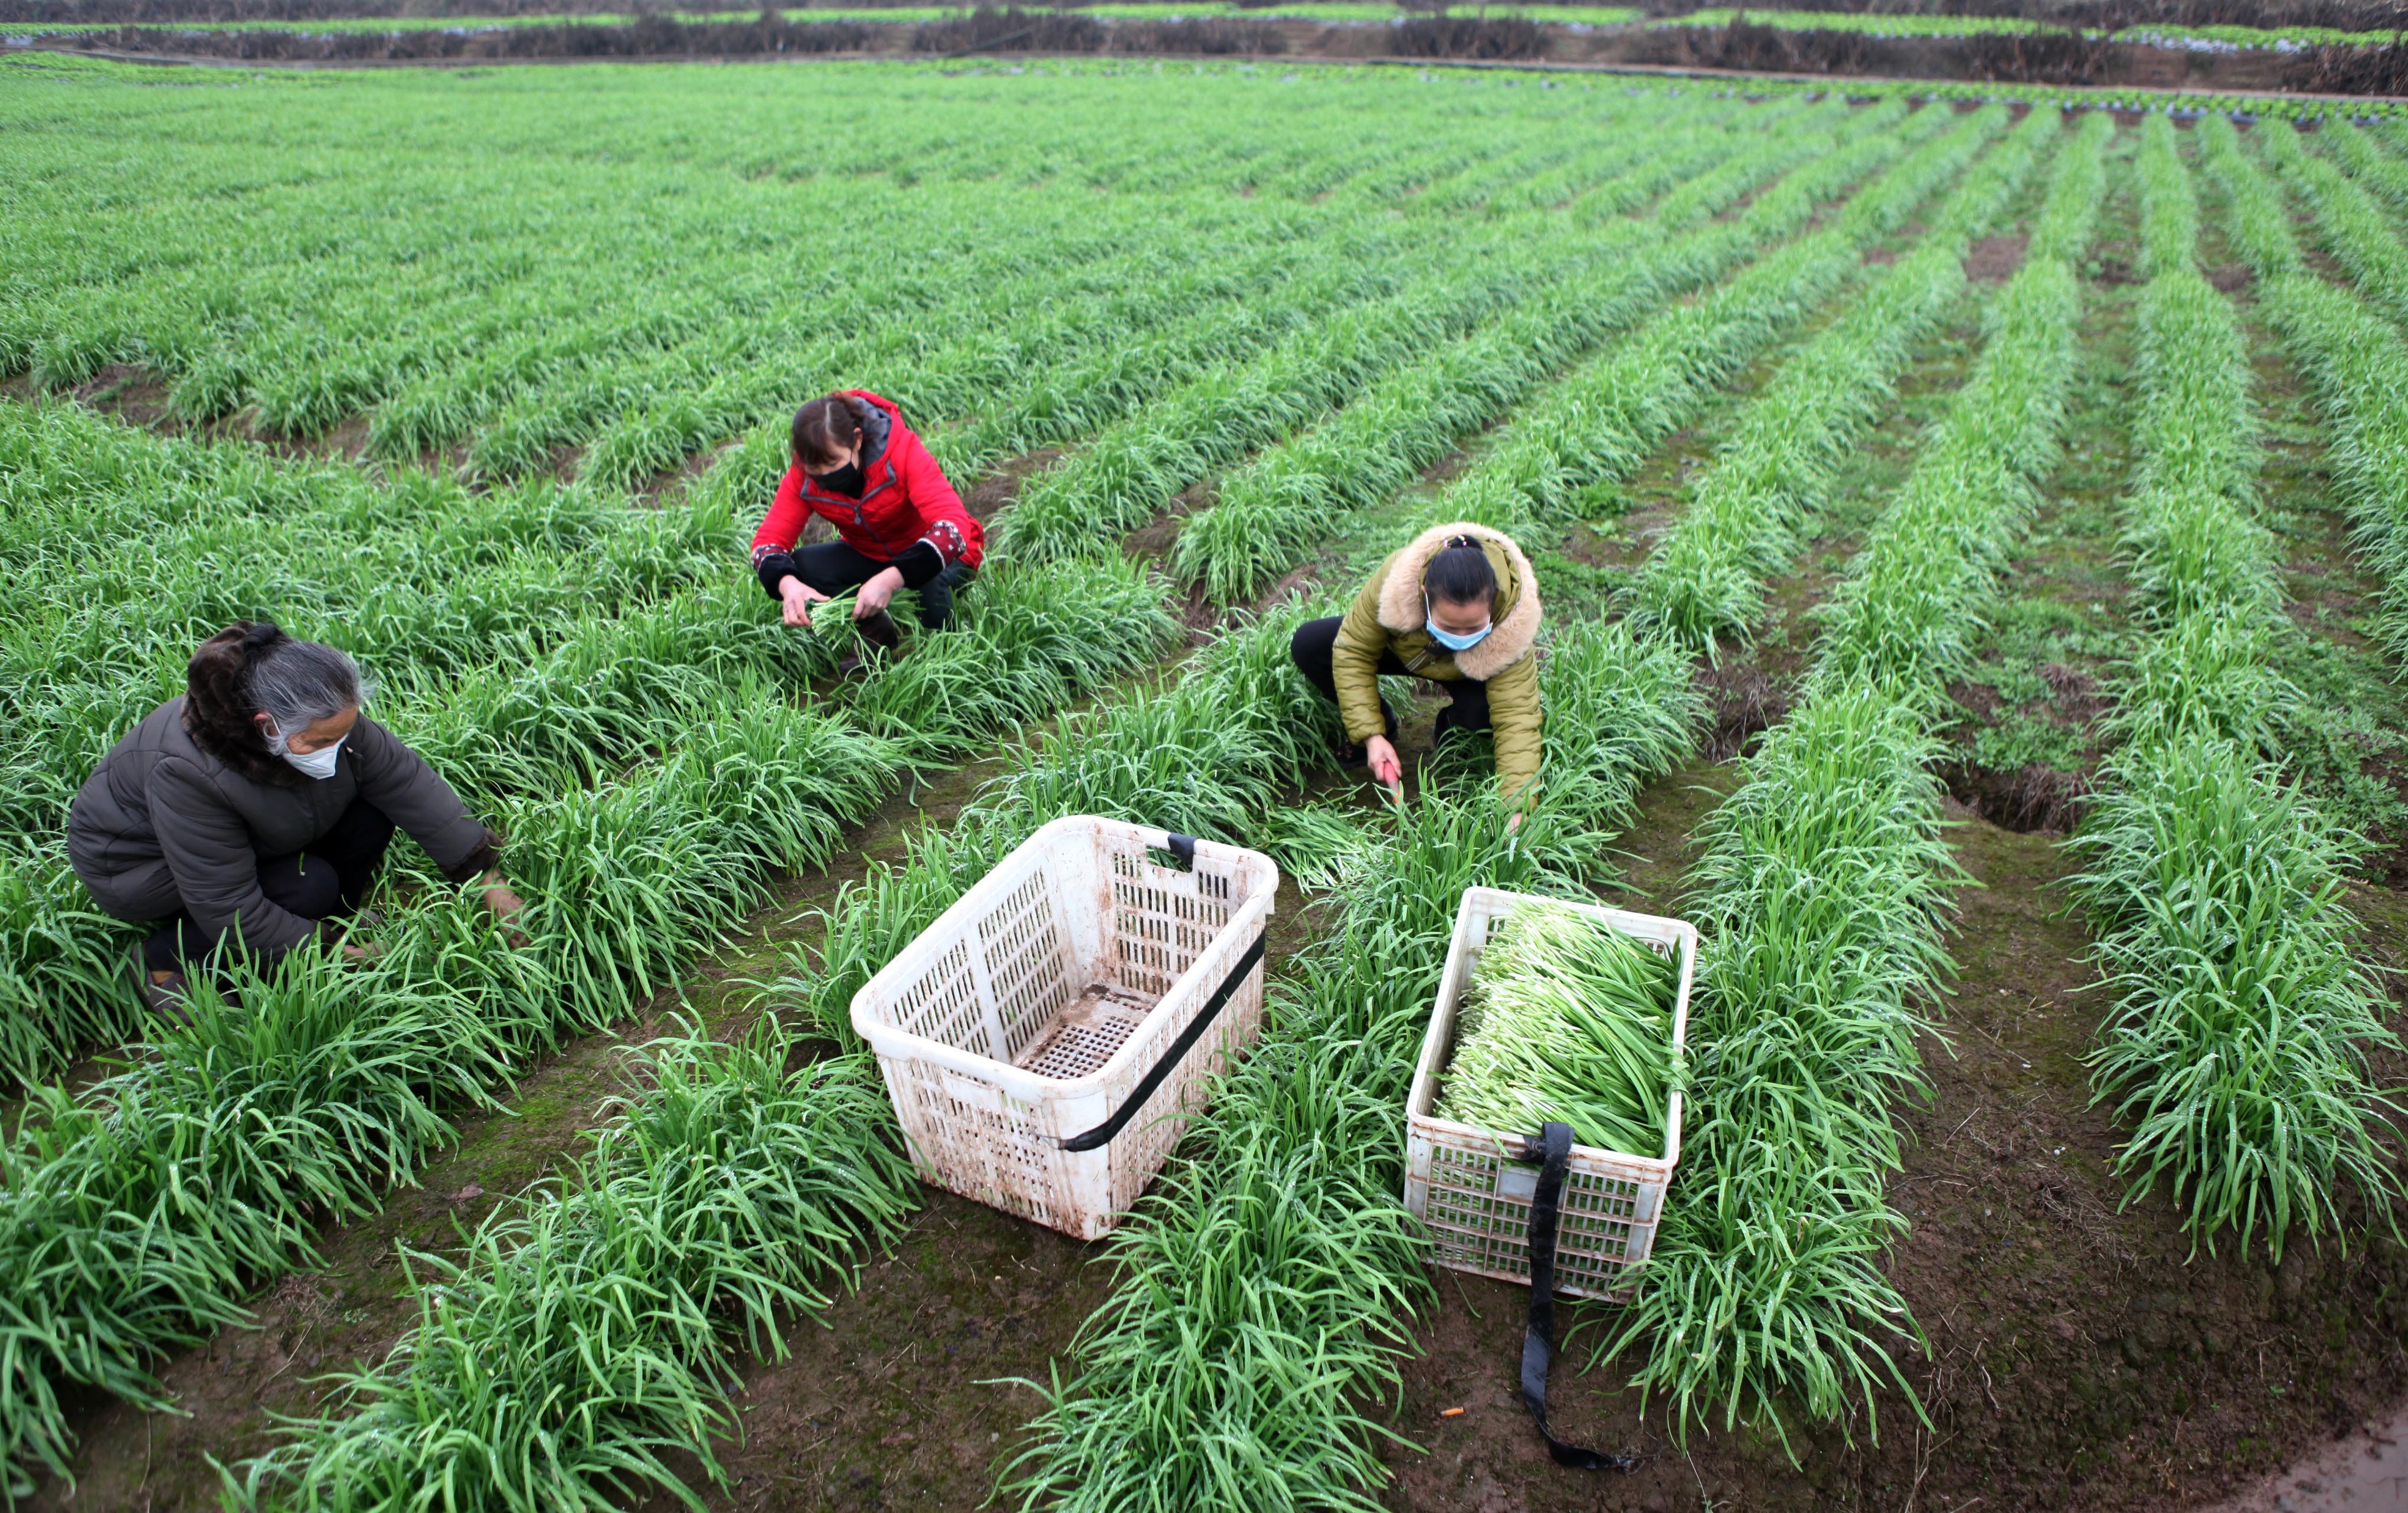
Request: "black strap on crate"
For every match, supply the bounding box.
[1136,833,1194,867]
[1516,1122,1640,1472]
[1057,932,1265,1153]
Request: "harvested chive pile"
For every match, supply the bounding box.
[1438,902,1679,1158]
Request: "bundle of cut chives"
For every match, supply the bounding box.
[1438,901,1677,1159]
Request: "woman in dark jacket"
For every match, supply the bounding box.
[750,390,983,670]
[68,623,524,1011]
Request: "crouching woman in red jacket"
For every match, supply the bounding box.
[750,391,984,664]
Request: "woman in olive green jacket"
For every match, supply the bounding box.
[1289,522,1542,808]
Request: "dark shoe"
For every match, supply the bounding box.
[832,650,867,680]
[130,948,192,1025]
[857,610,902,653]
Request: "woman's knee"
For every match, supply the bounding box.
[259,852,345,922]
[1289,616,1342,677]
[917,562,972,630]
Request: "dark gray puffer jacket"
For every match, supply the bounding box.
[68,697,496,959]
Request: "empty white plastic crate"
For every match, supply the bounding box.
[1404,887,1696,1299]
[849,816,1279,1241]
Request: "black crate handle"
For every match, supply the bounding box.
[1516,1122,1642,1472]
[1058,931,1264,1154]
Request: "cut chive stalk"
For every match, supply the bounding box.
[1437,902,1679,1160]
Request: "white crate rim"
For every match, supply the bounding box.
[849,814,1275,1106]
[1405,886,1697,1296]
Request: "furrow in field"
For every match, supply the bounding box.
[2054,114,2404,1263]
[1295,100,2044,613]
[986,95,1815,565]
[1170,98,1991,604]
[2316,117,2408,222]
[2261,120,2408,336]
[1592,110,2107,1445]
[2214,120,2408,667]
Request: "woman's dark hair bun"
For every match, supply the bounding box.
[1425,541,1498,607]
[184,621,285,781]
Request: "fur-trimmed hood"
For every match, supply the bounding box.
[1372,522,1541,680]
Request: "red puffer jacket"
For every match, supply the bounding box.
[748,391,984,598]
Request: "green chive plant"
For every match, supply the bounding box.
[1601,114,2106,1450]
[2065,114,2401,1262]
[1437,900,1680,1159]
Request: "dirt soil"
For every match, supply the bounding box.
[1376,803,2408,1513]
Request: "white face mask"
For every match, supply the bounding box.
[267,726,346,780]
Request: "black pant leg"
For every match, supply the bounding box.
[312,798,398,912]
[142,856,342,973]
[915,561,973,630]
[1288,618,1406,738]
[143,917,197,976]
[1433,677,1493,738]
[140,811,381,974]
[790,541,893,598]
[1288,617,1347,704]
[257,850,345,923]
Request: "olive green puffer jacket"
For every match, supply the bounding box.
[1331,521,1543,801]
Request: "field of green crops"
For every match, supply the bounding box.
[1,4,2394,54]
[4,51,2408,1513]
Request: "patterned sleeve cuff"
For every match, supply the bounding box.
[924,519,968,564]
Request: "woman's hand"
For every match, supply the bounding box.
[854,566,907,620]
[341,939,383,963]
[780,577,828,627]
[480,869,530,948]
[1364,735,1403,794]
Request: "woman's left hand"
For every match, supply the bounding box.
[855,566,906,619]
[480,869,530,947]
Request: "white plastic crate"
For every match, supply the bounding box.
[849,816,1279,1241]
[1404,887,1696,1300]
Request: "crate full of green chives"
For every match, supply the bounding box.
[1404,888,1695,1300]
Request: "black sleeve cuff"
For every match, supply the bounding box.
[892,542,944,590]
[756,554,799,600]
[440,830,502,886]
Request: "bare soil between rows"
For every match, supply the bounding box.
[1379,788,2408,1513]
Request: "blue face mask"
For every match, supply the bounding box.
[1424,593,1492,653]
